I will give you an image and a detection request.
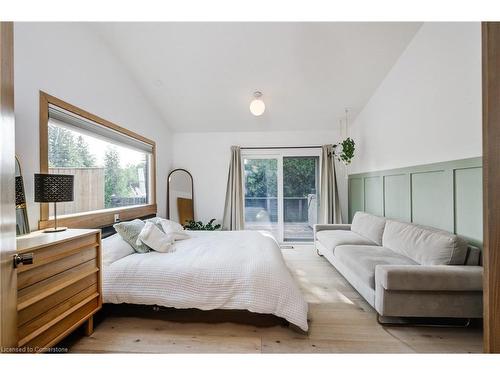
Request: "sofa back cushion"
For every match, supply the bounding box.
[464,245,482,266]
[350,211,386,245]
[382,220,468,265]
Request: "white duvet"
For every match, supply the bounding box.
[102,230,309,331]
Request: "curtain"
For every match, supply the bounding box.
[222,146,244,230]
[319,144,342,224]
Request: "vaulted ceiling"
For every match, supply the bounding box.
[90,22,422,133]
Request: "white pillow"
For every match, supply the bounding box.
[158,218,190,240]
[102,233,135,266]
[157,218,183,231]
[137,221,176,253]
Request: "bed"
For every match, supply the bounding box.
[101,229,309,331]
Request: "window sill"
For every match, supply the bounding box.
[38,203,157,230]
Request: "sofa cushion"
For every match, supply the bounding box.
[382,220,468,265]
[350,212,386,245]
[333,245,417,289]
[316,230,376,253]
[465,245,481,266]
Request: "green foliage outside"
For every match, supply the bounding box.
[283,157,317,197]
[244,157,317,198]
[103,148,146,207]
[104,148,127,207]
[244,159,277,197]
[48,125,96,167]
[183,219,221,231]
[48,125,146,208]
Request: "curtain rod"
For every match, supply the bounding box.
[240,145,336,150]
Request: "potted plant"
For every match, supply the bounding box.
[183,218,221,231]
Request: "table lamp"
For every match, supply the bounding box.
[34,173,74,232]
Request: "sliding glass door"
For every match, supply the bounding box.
[283,156,319,242]
[242,148,320,243]
[243,157,281,240]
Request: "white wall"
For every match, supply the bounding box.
[173,23,482,227]
[172,130,348,224]
[349,22,482,174]
[14,22,479,230]
[14,23,172,229]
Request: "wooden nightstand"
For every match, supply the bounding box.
[15,229,102,352]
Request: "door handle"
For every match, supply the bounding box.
[13,253,34,268]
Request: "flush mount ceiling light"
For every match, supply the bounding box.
[249,91,265,116]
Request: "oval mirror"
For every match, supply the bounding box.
[15,156,30,235]
[167,169,194,226]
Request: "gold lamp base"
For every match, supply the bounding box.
[43,226,67,233]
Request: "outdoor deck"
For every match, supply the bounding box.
[244,222,313,242]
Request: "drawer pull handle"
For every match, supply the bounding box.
[14,253,34,268]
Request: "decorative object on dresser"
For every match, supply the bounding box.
[15,156,30,235]
[15,229,102,352]
[34,173,74,232]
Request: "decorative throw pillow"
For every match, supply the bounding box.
[158,218,190,241]
[137,221,175,253]
[145,217,166,232]
[113,219,150,253]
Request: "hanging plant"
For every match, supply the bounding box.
[336,137,355,165]
[334,109,355,165]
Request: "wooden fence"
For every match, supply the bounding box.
[48,167,105,216]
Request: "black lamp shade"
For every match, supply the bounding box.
[15,176,26,207]
[34,174,74,203]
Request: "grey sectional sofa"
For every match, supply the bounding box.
[314,212,483,321]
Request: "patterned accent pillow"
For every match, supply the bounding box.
[113,219,150,253]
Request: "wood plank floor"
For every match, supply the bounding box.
[63,245,483,353]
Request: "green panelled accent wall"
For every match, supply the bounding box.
[364,176,383,216]
[348,157,483,247]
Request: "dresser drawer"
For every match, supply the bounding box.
[17,233,99,272]
[18,285,99,346]
[18,273,98,326]
[16,229,102,351]
[18,259,99,311]
[18,246,97,290]
[20,297,99,352]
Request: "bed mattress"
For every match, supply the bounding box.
[102,230,309,331]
